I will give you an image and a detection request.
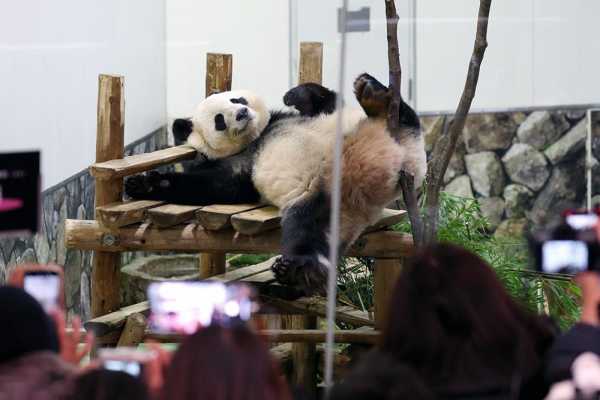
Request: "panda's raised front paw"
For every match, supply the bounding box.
[124,171,164,200]
[271,255,328,297]
[353,73,391,118]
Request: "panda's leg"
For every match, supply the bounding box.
[283,83,337,117]
[271,191,331,296]
[124,164,260,205]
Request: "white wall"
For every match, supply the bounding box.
[0,0,166,189]
[166,0,290,118]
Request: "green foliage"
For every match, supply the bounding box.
[337,192,581,330]
[227,254,273,268]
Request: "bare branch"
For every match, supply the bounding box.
[423,0,492,243]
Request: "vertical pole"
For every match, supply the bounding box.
[198,53,232,278]
[374,258,403,330]
[287,42,323,393]
[92,74,124,317]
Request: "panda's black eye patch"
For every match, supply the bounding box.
[214,113,227,131]
[230,97,248,106]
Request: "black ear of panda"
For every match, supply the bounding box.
[230,97,248,106]
[214,113,227,131]
[172,118,193,145]
[399,100,420,130]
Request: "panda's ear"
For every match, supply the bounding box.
[172,118,193,145]
[214,113,227,131]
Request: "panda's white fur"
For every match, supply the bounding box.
[187,90,270,160]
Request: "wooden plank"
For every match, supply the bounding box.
[299,42,323,85]
[196,204,264,231]
[117,312,147,347]
[210,257,276,282]
[365,208,407,233]
[374,258,403,329]
[65,219,414,258]
[199,253,226,279]
[84,301,149,336]
[90,145,197,180]
[96,200,164,228]
[92,74,124,318]
[147,204,202,228]
[206,53,233,97]
[231,206,281,235]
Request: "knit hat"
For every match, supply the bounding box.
[0,286,59,363]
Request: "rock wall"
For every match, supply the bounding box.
[423,109,600,236]
[0,127,169,319]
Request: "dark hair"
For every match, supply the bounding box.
[160,325,291,400]
[329,350,435,400]
[0,286,59,363]
[69,369,149,400]
[381,243,554,392]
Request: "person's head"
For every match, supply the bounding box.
[160,324,291,400]
[0,286,59,363]
[69,369,149,400]
[382,243,554,386]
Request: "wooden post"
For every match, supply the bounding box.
[374,258,403,330]
[92,74,124,317]
[299,42,323,85]
[198,53,232,278]
[117,312,147,347]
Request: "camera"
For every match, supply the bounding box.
[98,348,156,378]
[23,271,61,313]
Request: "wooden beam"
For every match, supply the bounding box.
[231,206,281,235]
[196,204,264,231]
[374,258,403,330]
[65,219,414,258]
[205,53,233,97]
[117,312,147,347]
[365,209,407,233]
[299,42,323,85]
[210,257,276,282]
[96,200,164,228]
[92,74,125,318]
[85,301,150,337]
[90,145,197,180]
[147,204,202,228]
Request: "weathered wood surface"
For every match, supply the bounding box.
[90,145,197,180]
[65,219,414,258]
[210,257,276,282]
[231,206,281,235]
[196,204,264,231]
[206,53,233,97]
[147,204,202,228]
[199,253,226,279]
[117,312,147,347]
[92,74,125,318]
[365,209,407,233]
[85,301,149,336]
[299,42,323,85]
[96,200,164,228]
[374,258,403,329]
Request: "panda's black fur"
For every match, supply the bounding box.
[125,74,425,295]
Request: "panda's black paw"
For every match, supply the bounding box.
[124,171,163,199]
[271,255,328,297]
[353,73,391,118]
[283,83,336,117]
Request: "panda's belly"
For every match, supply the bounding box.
[252,129,331,208]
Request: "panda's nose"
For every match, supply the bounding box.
[236,107,249,121]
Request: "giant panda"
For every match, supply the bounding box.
[125,73,426,295]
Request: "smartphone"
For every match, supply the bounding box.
[539,240,592,274]
[98,348,155,378]
[566,214,599,231]
[148,281,256,335]
[23,271,60,313]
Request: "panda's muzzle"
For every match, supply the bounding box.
[236,107,249,121]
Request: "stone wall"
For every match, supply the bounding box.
[423,109,600,236]
[0,127,169,319]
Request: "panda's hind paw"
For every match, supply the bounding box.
[271,255,328,297]
[353,73,391,118]
[124,171,161,200]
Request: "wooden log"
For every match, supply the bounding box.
[117,312,147,347]
[284,314,317,391]
[206,53,233,96]
[147,204,202,228]
[90,145,197,180]
[231,206,281,235]
[299,42,323,85]
[199,253,226,279]
[196,204,264,231]
[365,209,407,233]
[210,257,276,282]
[374,258,403,330]
[96,200,164,228]
[92,74,125,318]
[85,301,150,337]
[65,219,414,258]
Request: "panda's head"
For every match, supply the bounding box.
[174,90,269,160]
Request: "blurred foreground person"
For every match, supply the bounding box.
[0,286,73,400]
[159,324,291,400]
[68,369,149,400]
[380,243,555,399]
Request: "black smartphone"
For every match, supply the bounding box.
[98,348,155,378]
[23,271,60,313]
[538,240,593,274]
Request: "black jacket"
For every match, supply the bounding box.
[546,323,600,384]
